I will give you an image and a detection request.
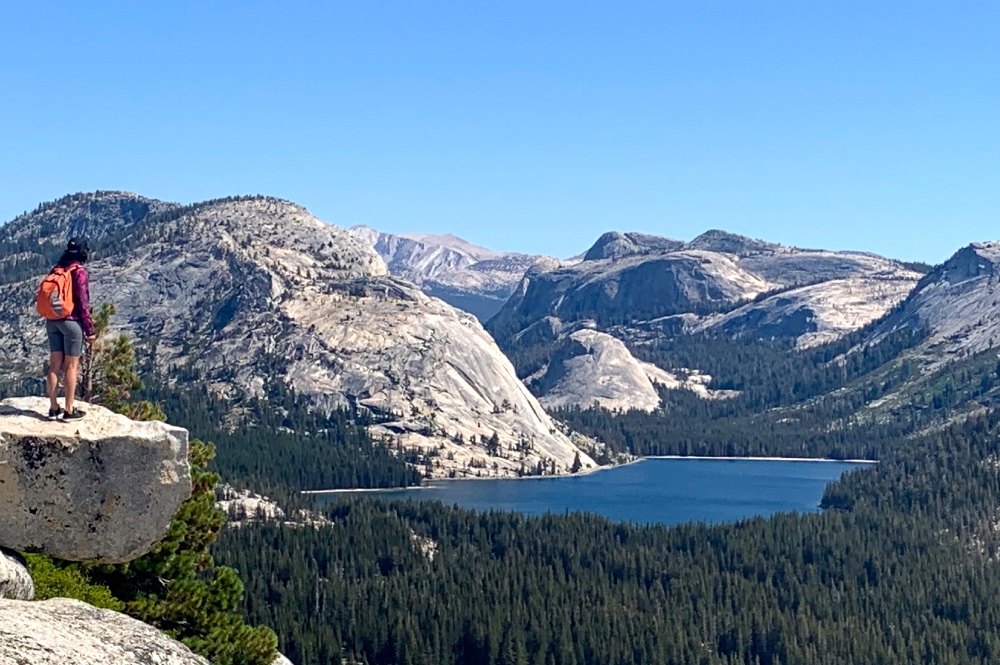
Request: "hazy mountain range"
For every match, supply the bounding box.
[350,226,545,321]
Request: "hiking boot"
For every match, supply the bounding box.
[62,409,86,421]
[47,407,63,421]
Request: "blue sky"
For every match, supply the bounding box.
[2,2,997,262]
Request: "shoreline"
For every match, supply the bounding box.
[302,454,876,495]
[648,455,878,464]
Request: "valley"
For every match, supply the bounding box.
[4,192,997,482]
[6,191,1000,664]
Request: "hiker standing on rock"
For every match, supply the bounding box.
[37,238,94,421]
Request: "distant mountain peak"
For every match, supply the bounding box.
[353,226,548,321]
[686,230,779,256]
[398,232,500,259]
[870,238,1000,365]
[582,231,684,261]
[580,228,782,262]
[922,241,1000,286]
[350,226,499,262]
[1,191,178,247]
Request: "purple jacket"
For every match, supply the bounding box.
[67,263,94,337]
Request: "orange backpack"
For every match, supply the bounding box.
[36,265,78,320]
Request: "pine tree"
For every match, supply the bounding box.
[82,302,165,420]
[487,431,501,456]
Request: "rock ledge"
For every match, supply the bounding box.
[0,397,191,563]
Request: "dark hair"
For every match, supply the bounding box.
[57,237,90,267]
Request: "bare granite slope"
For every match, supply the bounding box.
[874,242,1000,364]
[0,598,211,665]
[0,195,594,479]
[698,274,921,348]
[488,229,922,409]
[490,248,774,341]
[532,328,727,412]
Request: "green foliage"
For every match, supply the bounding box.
[559,341,1000,462]
[25,553,123,610]
[83,301,165,420]
[143,381,421,492]
[209,317,1000,664]
[86,440,277,665]
[899,259,935,274]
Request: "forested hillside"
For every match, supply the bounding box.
[214,406,1000,664]
[146,382,422,492]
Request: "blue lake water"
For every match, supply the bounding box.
[319,458,872,526]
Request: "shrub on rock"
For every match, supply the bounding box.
[24,554,120,610]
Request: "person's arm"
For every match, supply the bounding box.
[73,267,95,337]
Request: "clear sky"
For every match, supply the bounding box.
[2,2,998,263]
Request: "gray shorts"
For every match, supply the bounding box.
[46,319,84,357]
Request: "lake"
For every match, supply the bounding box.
[317,457,872,526]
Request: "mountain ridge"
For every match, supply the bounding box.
[0,192,596,480]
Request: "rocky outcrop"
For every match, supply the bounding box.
[489,249,773,339]
[0,597,209,664]
[353,225,543,320]
[532,329,726,412]
[217,484,286,524]
[698,275,920,348]
[0,547,33,600]
[0,397,191,563]
[0,195,594,480]
[582,232,684,261]
[873,242,1000,362]
[685,229,780,256]
[533,328,665,411]
[736,250,917,288]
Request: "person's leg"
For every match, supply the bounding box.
[46,352,63,411]
[64,355,80,414]
[57,320,85,416]
[45,320,65,415]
